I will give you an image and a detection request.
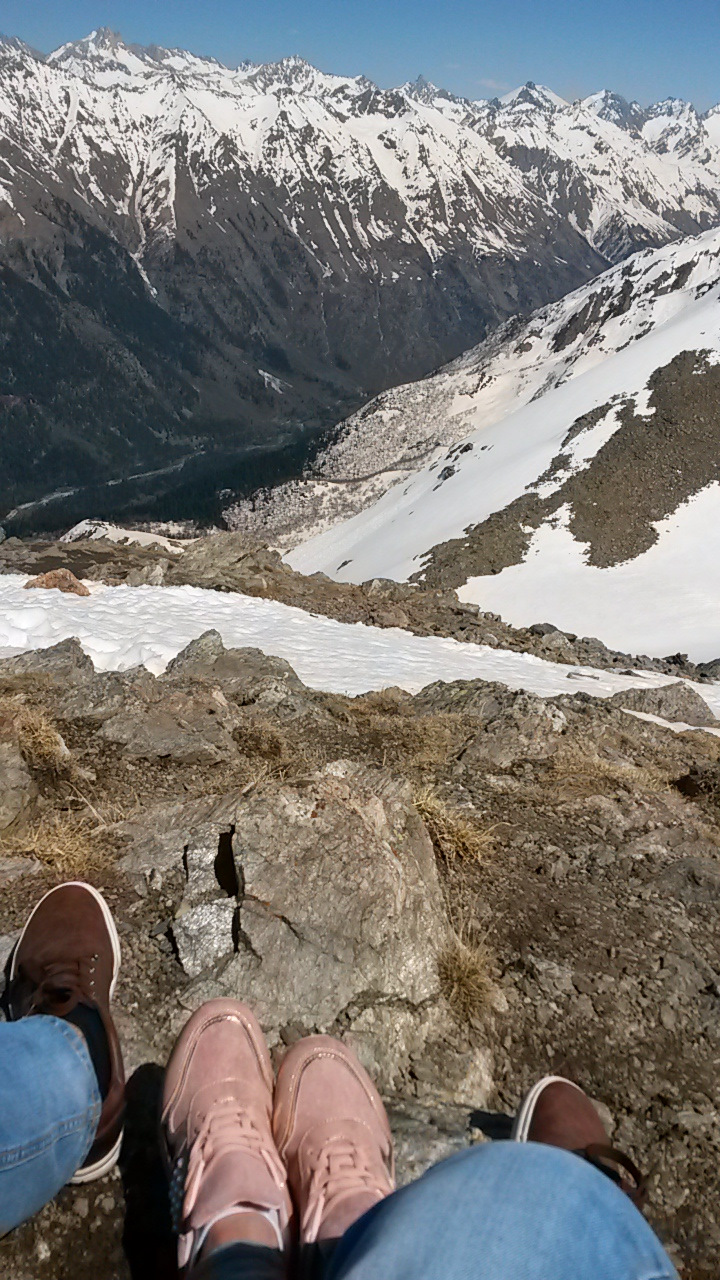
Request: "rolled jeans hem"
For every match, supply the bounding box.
[0,1016,101,1233]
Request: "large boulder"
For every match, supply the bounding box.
[100,686,242,764]
[163,631,323,720]
[24,568,90,597]
[118,762,493,1100]
[224,761,445,1028]
[0,637,94,684]
[609,682,718,727]
[459,692,568,770]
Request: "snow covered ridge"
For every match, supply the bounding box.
[2,29,720,268]
[60,519,191,555]
[286,225,720,663]
[1,575,718,721]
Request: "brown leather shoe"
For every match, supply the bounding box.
[273,1035,394,1244]
[512,1075,646,1208]
[162,999,292,1276]
[8,880,125,1182]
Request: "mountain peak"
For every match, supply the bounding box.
[501,82,568,110]
[0,32,44,60]
[582,90,647,131]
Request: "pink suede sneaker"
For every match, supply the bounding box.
[161,999,292,1275]
[273,1035,395,1244]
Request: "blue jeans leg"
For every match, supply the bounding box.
[0,1016,101,1234]
[328,1142,678,1280]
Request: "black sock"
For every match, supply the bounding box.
[67,1003,112,1099]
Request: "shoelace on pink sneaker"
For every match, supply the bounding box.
[173,1101,287,1273]
[183,1101,286,1219]
[302,1135,390,1242]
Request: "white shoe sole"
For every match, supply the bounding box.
[70,1129,124,1184]
[9,880,122,995]
[511,1075,583,1142]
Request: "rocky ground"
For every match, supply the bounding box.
[1,532,717,680]
[0,627,719,1278]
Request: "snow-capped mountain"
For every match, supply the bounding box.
[2,27,720,516]
[286,226,720,661]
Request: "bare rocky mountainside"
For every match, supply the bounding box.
[4,29,720,518]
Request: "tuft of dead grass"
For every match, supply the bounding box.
[549,744,669,796]
[439,933,496,1024]
[414,786,495,862]
[232,718,290,762]
[351,687,409,716]
[0,808,114,880]
[8,703,73,775]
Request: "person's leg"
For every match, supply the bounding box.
[7,881,126,1181]
[326,1142,678,1280]
[2,880,126,1234]
[189,1242,285,1280]
[0,1016,100,1234]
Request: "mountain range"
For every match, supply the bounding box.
[3,28,720,520]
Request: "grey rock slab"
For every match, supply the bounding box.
[163,631,321,720]
[460,692,568,769]
[611,682,718,727]
[387,1098,478,1184]
[654,855,720,907]
[118,794,240,881]
[0,741,37,831]
[99,687,241,764]
[0,854,41,887]
[0,932,18,1004]
[0,638,94,685]
[172,899,237,979]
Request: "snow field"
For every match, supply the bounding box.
[0,576,718,720]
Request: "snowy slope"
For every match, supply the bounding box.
[287,227,720,661]
[1,575,718,716]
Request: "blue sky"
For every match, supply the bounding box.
[4,0,720,110]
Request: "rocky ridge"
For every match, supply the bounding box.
[0,627,719,1277]
[1,531,717,681]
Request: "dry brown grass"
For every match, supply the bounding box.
[14,706,73,775]
[0,697,73,776]
[0,808,114,880]
[414,786,495,862]
[438,932,496,1024]
[352,711,464,771]
[549,744,669,797]
[232,718,290,762]
[351,687,410,716]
